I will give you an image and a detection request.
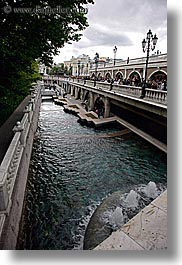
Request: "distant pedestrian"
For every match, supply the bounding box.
[110,79,114,91]
[163,80,167,91]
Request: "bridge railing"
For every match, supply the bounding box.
[69,79,167,105]
[42,77,167,105]
[43,76,69,84]
[0,84,41,235]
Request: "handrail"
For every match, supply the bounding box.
[0,85,41,216]
[68,80,167,105]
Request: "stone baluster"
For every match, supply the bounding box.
[13,121,25,146]
[0,172,9,212]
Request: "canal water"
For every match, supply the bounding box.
[18,101,167,250]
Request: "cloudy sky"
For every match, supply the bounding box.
[54,0,167,63]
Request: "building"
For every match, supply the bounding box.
[64,54,91,77]
[89,53,167,85]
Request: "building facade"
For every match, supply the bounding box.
[64,54,91,77]
[89,53,167,85]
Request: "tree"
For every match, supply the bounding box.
[0,0,94,125]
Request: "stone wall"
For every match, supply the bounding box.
[0,85,42,249]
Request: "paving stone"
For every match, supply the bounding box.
[94,191,167,250]
[94,230,144,250]
[151,190,167,212]
[121,203,167,250]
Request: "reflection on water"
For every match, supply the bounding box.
[18,102,167,250]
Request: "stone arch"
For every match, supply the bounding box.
[115,71,124,80]
[128,70,142,80]
[127,71,142,86]
[98,72,103,81]
[105,72,112,80]
[91,73,95,79]
[148,70,167,82]
[93,95,105,118]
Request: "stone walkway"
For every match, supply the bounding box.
[94,190,167,250]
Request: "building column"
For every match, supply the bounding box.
[104,97,110,118]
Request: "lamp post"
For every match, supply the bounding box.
[140,29,158,98]
[94,52,99,87]
[77,60,81,79]
[113,45,117,66]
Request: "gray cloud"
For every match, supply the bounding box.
[55,0,167,62]
[87,0,167,31]
[75,25,133,49]
[74,0,167,51]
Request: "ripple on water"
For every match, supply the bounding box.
[18,102,167,250]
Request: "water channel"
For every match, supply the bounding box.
[18,101,167,250]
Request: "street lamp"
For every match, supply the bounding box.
[77,60,81,78]
[94,52,99,87]
[113,45,117,66]
[140,29,158,98]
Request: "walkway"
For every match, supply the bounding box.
[94,190,167,250]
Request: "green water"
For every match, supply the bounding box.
[18,101,167,250]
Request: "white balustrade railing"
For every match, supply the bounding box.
[145,89,167,104]
[91,53,167,69]
[68,80,167,105]
[45,77,167,105]
[0,84,41,235]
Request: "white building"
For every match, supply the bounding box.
[64,54,91,77]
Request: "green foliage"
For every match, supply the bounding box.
[0,61,41,126]
[0,0,94,125]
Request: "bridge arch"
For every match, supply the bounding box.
[127,70,142,80]
[98,72,103,80]
[115,71,124,80]
[148,70,167,82]
[105,72,112,80]
[91,73,95,79]
[127,71,142,86]
[93,96,105,118]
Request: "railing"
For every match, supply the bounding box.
[42,77,167,105]
[43,76,70,82]
[68,79,167,105]
[93,53,167,69]
[0,83,41,236]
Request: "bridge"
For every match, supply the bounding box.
[44,76,167,144]
[0,76,167,249]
